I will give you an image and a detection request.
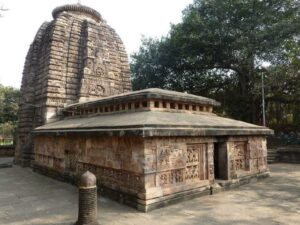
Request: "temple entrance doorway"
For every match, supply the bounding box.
[214,143,220,179]
[214,142,228,180]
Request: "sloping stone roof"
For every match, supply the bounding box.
[65,88,221,109]
[35,111,273,136]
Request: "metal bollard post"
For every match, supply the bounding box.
[76,171,99,225]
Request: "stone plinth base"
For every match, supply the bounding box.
[215,171,270,192]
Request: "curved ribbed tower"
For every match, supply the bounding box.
[15,4,132,166]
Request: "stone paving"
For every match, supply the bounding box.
[0,161,299,225]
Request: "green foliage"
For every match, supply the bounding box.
[265,44,300,126]
[0,84,20,140]
[131,0,300,124]
[0,122,15,142]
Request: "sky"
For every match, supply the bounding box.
[0,0,193,89]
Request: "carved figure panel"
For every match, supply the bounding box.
[185,144,207,182]
[186,145,200,166]
[159,169,184,186]
[232,141,249,171]
[185,165,200,181]
[89,84,105,96]
[157,144,186,171]
[80,78,106,97]
[96,66,105,76]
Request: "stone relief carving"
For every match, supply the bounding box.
[186,145,200,164]
[96,66,105,76]
[159,169,184,186]
[207,143,214,179]
[155,141,210,187]
[89,84,105,96]
[80,78,106,96]
[229,138,268,179]
[77,161,143,191]
[157,144,186,171]
[185,165,200,181]
[185,144,207,182]
[233,142,248,171]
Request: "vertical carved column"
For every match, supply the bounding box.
[207,143,214,181]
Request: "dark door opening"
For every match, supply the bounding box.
[214,143,220,179]
[214,142,229,180]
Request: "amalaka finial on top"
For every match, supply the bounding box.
[52,3,102,22]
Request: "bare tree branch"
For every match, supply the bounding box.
[0,4,9,17]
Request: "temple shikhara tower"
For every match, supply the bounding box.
[16,4,273,211]
[15,4,131,166]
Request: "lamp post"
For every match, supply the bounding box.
[261,72,266,126]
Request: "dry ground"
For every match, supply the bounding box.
[0,158,299,225]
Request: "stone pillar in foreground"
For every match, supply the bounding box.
[76,171,99,225]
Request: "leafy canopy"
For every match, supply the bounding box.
[131,0,300,124]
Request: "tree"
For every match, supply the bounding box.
[264,38,300,127]
[131,0,300,124]
[0,84,20,141]
[0,4,9,17]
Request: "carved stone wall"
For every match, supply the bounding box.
[34,134,268,209]
[143,137,215,198]
[16,4,132,166]
[34,135,144,194]
[34,136,215,199]
[228,137,268,179]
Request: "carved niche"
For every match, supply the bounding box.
[157,143,209,186]
[159,169,184,186]
[186,144,208,182]
[157,144,186,171]
[80,78,106,97]
[231,141,249,173]
[96,66,105,76]
[89,84,105,96]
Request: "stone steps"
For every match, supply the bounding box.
[267,148,279,164]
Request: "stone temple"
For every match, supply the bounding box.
[15,4,131,166]
[16,4,273,211]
